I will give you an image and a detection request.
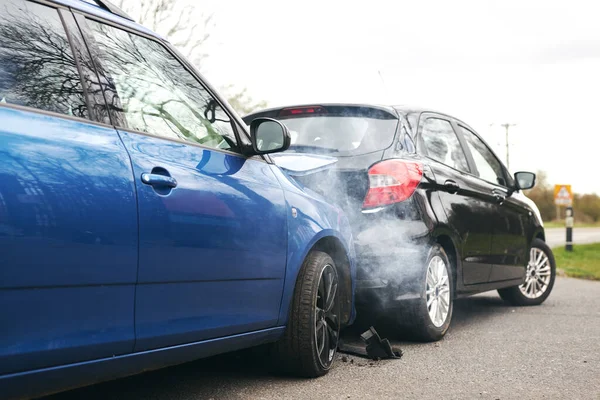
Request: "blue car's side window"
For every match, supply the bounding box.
[0,0,88,118]
[86,20,239,153]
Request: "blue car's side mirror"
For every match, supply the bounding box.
[249,117,291,155]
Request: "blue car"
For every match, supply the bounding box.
[0,0,355,397]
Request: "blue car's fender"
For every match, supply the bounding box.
[268,165,356,327]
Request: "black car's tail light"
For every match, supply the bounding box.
[362,159,423,209]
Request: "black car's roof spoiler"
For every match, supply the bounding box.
[242,103,398,124]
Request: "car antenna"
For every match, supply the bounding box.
[377,69,389,103]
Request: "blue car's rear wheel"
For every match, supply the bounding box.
[273,251,340,377]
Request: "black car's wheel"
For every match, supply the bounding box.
[388,244,453,342]
[498,238,556,306]
[273,251,340,377]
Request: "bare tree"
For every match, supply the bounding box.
[89,21,231,146]
[115,0,212,67]
[221,85,268,117]
[116,0,267,115]
[0,5,88,117]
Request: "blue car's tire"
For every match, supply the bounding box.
[273,251,340,377]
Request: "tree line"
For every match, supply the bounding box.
[524,171,600,223]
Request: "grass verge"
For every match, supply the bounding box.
[552,243,600,280]
[544,220,600,229]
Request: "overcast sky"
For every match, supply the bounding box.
[194,0,599,194]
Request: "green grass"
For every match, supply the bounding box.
[552,243,600,280]
[544,220,600,229]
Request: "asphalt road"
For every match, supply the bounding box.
[545,227,600,248]
[45,277,600,400]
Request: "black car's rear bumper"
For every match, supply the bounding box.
[353,241,428,310]
[347,199,436,311]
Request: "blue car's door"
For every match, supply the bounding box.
[83,19,288,350]
[0,0,138,375]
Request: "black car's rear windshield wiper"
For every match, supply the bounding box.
[287,145,339,154]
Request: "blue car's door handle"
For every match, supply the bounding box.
[141,173,178,188]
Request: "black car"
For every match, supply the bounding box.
[243,104,556,341]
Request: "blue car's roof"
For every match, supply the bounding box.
[50,0,164,40]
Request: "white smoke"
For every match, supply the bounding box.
[297,163,434,310]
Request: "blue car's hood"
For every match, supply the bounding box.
[269,153,338,176]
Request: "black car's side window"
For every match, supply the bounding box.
[0,0,88,118]
[420,118,469,172]
[87,20,238,152]
[459,126,506,186]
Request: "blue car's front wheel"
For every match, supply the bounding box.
[274,251,340,377]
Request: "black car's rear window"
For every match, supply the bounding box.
[279,116,398,156]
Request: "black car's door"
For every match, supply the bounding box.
[457,125,528,282]
[417,114,497,285]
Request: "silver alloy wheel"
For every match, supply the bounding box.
[426,255,451,328]
[519,247,552,299]
[314,264,339,369]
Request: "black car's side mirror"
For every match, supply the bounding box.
[514,171,536,190]
[248,117,291,155]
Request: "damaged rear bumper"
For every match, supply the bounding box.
[349,210,434,311]
[354,238,430,310]
[355,278,422,309]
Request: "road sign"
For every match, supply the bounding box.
[554,184,573,206]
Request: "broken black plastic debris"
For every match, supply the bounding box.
[338,326,402,360]
[361,327,403,360]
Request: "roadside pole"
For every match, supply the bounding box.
[554,184,574,250]
[502,123,512,170]
[565,207,574,252]
[489,123,516,169]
